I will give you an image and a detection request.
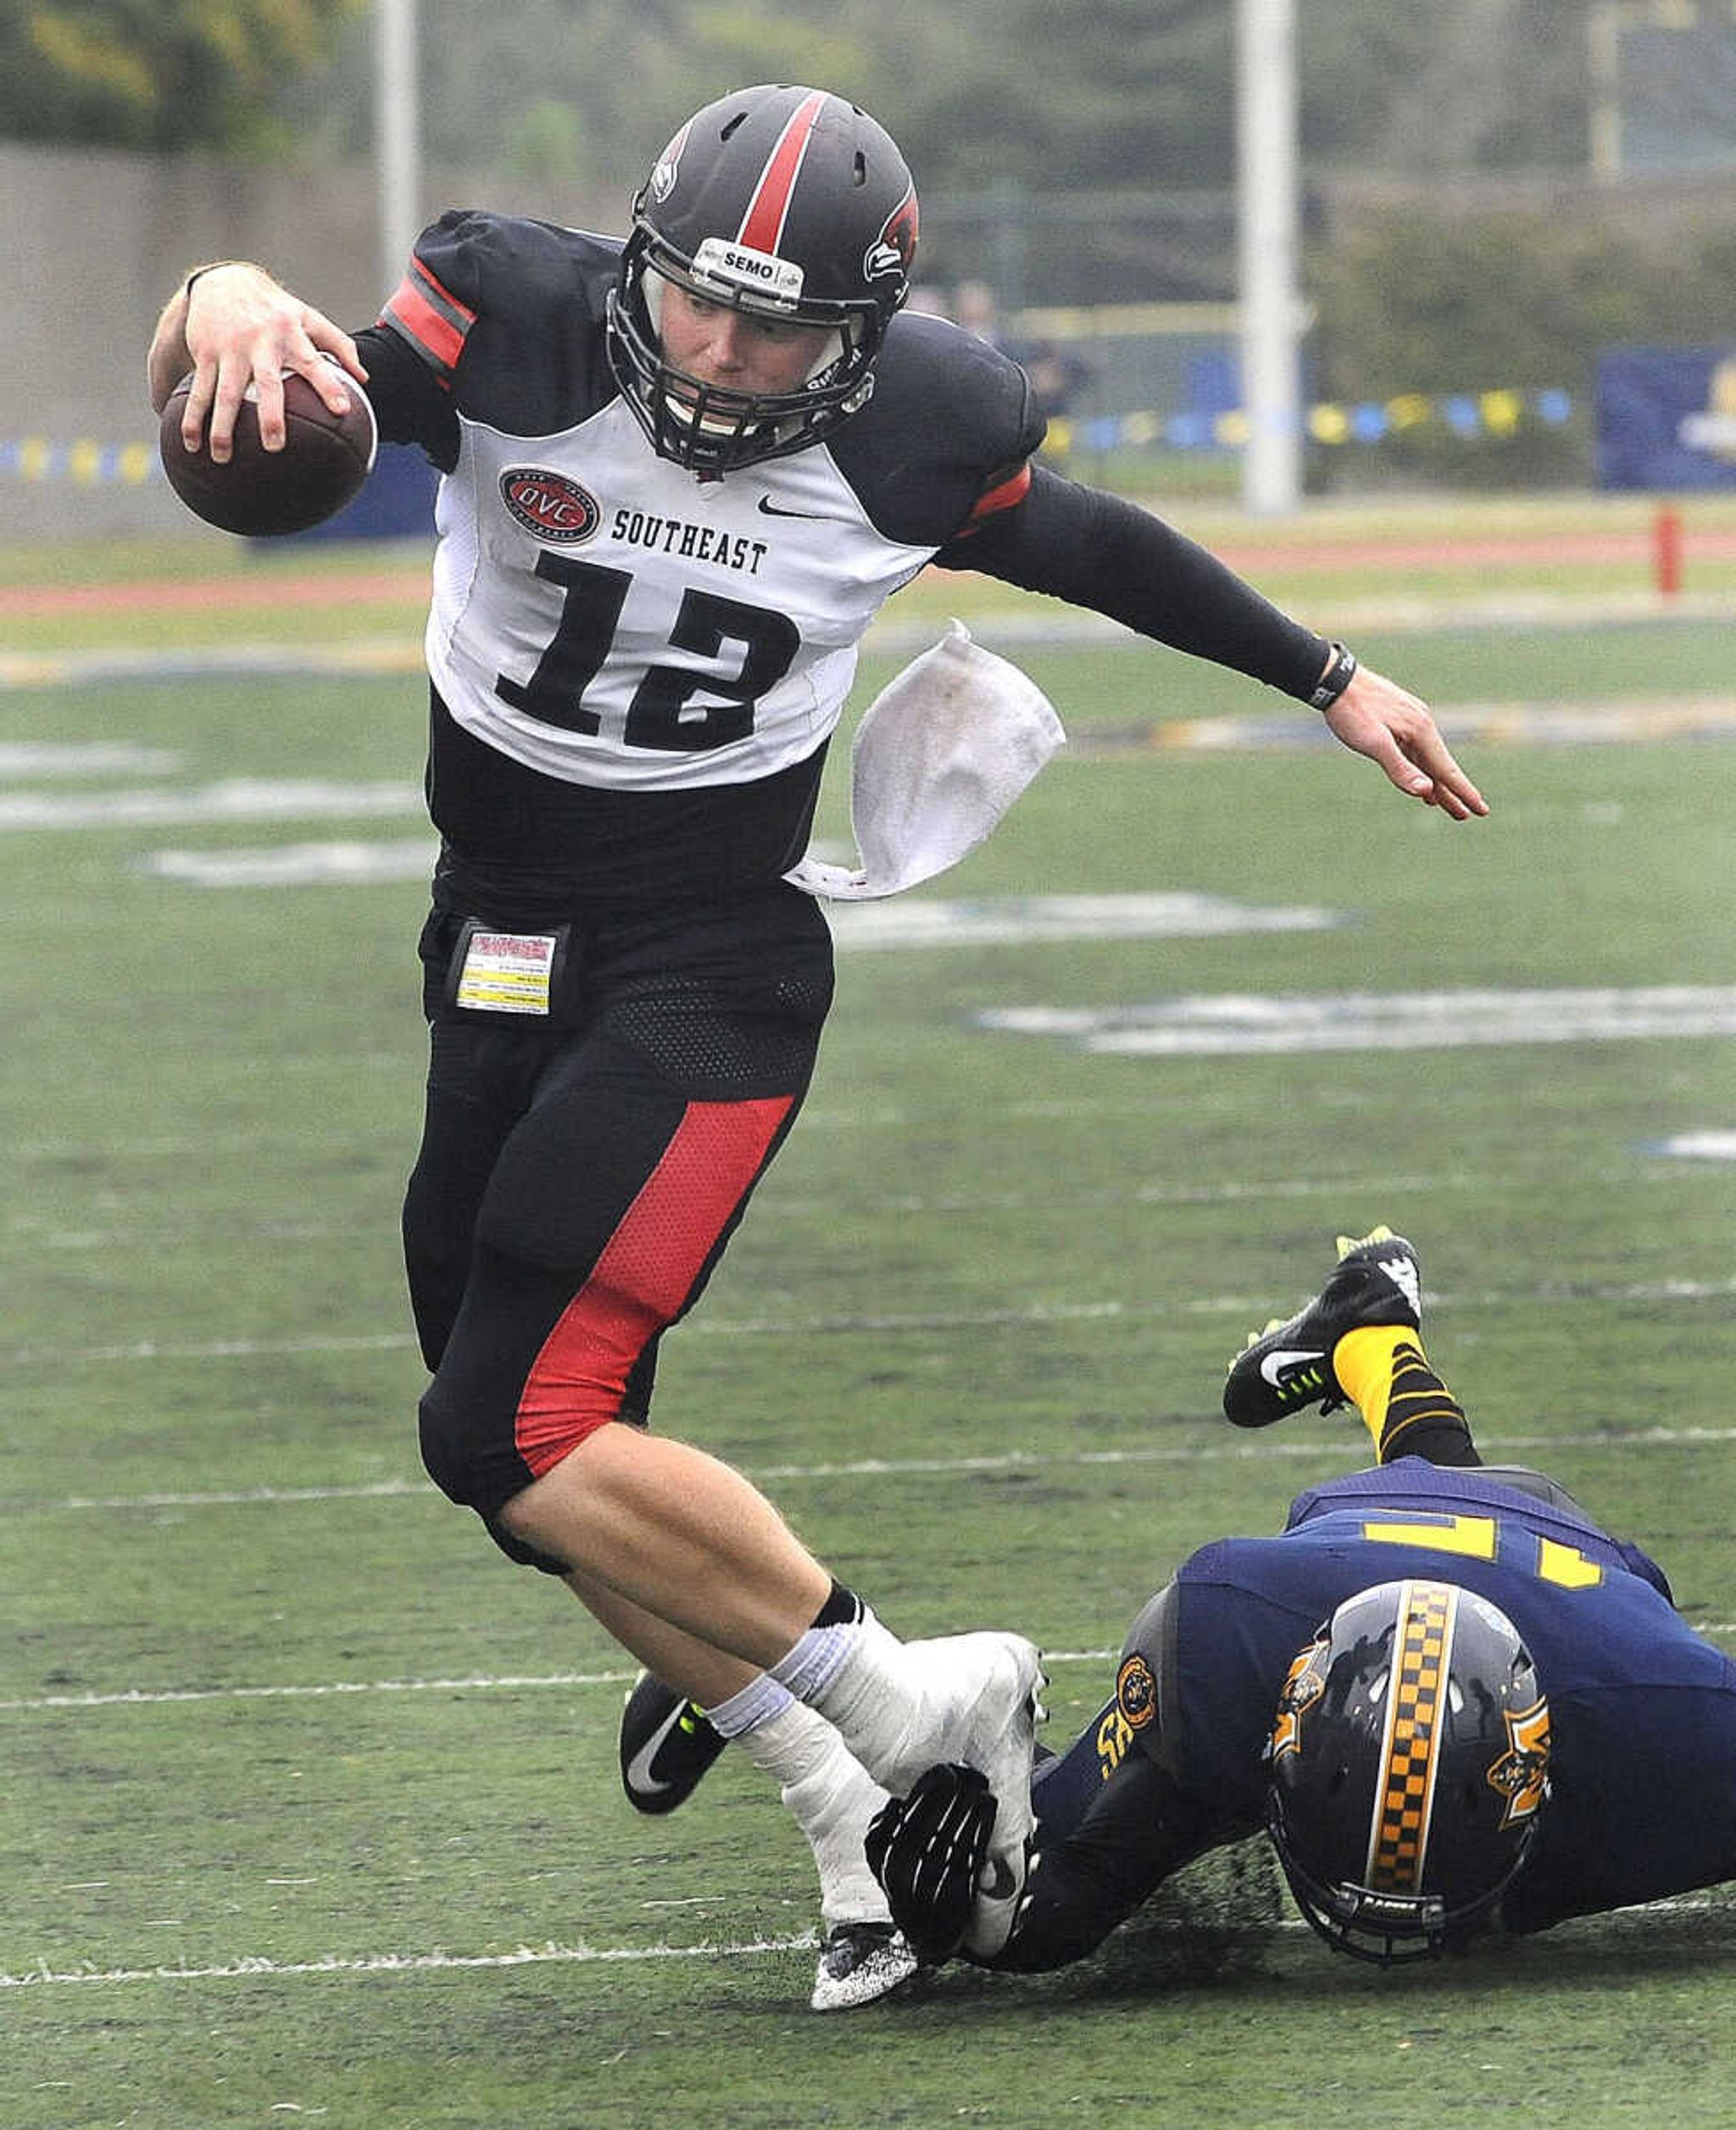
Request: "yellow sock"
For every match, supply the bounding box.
[1332,1324,1465,1459]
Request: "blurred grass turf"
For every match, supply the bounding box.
[3,512,1736,2126]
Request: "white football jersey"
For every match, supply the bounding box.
[426,395,933,792]
[362,209,1043,907]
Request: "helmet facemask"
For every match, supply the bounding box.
[608,237,881,475]
[605,85,917,476]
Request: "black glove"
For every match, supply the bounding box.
[865,1763,997,1966]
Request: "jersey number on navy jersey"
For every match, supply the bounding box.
[1357,1510,1605,1590]
[495,553,801,751]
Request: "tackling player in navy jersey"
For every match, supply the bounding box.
[865,1229,1736,1973]
[147,84,1487,2010]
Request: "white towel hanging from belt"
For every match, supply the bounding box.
[784,620,1066,902]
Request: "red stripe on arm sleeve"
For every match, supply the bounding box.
[966,462,1033,525]
[379,261,476,381]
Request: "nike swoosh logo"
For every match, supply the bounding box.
[756,495,849,521]
[624,1699,692,1797]
[1259,1347,1325,1387]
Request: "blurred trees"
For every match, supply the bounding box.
[11,0,1601,193]
[253,0,1602,303]
[0,0,366,153]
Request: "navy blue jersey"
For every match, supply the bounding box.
[1166,1460,1736,1929]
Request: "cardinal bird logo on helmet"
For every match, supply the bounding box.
[865,184,919,286]
[648,121,692,205]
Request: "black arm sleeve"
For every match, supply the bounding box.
[354,322,461,469]
[982,1747,1227,1973]
[937,459,1331,703]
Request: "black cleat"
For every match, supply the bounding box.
[620,1671,727,1815]
[1223,1227,1422,1429]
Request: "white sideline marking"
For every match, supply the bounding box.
[0,1668,642,1712]
[1646,1131,1736,1161]
[0,638,429,692]
[0,742,181,777]
[824,892,1339,949]
[133,854,1338,946]
[7,1653,1136,1715]
[8,1620,1734,1718]
[144,838,435,887]
[14,1169,1471,1254]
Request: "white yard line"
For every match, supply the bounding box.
[5,1898,1728,1992]
[13,1268,1736,1375]
[0,1936,821,1988]
[36,1418,1736,1521]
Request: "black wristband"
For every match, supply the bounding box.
[1309,642,1358,710]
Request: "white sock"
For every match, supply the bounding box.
[702,1671,797,1740]
[765,1606,879,1703]
[781,1610,923,1788]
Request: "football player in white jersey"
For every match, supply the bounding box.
[148,84,1486,2011]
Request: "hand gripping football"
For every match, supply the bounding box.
[159,364,377,537]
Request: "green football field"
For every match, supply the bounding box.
[4,508,1736,2126]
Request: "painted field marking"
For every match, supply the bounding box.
[0,637,424,692]
[982,986,1736,1054]
[8,1601,1736,1719]
[0,1936,820,1988]
[0,780,422,831]
[143,838,435,886]
[1088,698,1736,755]
[127,849,1344,945]
[12,1265,1736,1377]
[1646,1131,1736,1161]
[0,742,181,777]
[824,891,1339,948]
[29,1420,1736,1527]
[12,1888,1733,1992]
[14,1167,1467,1254]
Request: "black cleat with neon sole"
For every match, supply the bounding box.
[1223,1227,1422,1429]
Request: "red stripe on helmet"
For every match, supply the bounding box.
[737,90,830,258]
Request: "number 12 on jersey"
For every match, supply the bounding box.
[495,551,799,751]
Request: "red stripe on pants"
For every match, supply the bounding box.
[513,1095,793,1477]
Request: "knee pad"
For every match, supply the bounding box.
[420,1378,634,1580]
[420,1391,581,1577]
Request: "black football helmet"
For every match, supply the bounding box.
[607,84,918,475]
[1265,1578,1550,1964]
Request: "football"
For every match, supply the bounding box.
[159,364,377,537]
